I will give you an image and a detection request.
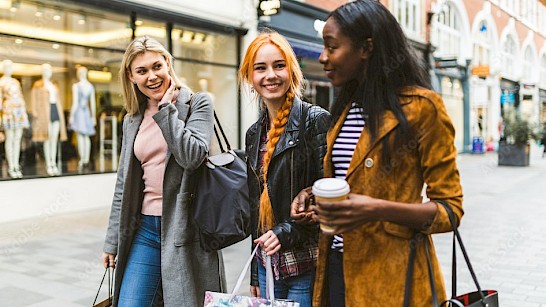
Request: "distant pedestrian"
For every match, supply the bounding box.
[239,30,330,306]
[540,122,546,158]
[290,1,463,306]
[101,36,223,306]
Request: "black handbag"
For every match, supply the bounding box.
[92,267,113,307]
[191,110,251,251]
[404,200,499,307]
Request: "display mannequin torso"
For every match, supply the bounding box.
[0,60,30,130]
[70,67,96,136]
[30,63,67,142]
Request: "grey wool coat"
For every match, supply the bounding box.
[103,89,226,306]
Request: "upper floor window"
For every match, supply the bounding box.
[501,35,518,78]
[500,0,519,16]
[473,20,492,66]
[392,0,421,39]
[521,0,537,27]
[522,46,536,83]
[431,3,461,58]
[540,55,546,88]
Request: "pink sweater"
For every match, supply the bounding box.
[134,103,167,216]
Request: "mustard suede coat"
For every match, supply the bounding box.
[313,87,463,307]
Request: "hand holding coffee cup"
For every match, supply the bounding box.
[312,178,350,234]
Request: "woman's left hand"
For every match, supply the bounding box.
[254,231,281,256]
[315,193,378,234]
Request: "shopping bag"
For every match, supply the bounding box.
[204,246,300,307]
[92,267,113,307]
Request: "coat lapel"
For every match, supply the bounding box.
[122,112,143,179]
[345,110,399,179]
[325,104,400,179]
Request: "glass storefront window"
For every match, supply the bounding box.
[171,25,239,146]
[0,0,242,181]
[0,0,129,179]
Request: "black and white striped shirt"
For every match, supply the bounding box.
[331,103,365,252]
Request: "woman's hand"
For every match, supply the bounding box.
[102,252,116,269]
[159,77,180,106]
[250,285,260,298]
[315,193,377,234]
[254,231,281,256]
[290,187,317,225]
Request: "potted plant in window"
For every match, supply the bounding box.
[498,109,541,166]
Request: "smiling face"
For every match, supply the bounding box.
[128,51,171,103]
[320,17,368,87]
[251,43,291,108]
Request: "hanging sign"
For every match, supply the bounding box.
[258,0,281,17]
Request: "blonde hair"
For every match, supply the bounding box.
[239,31,303,233]
[120,36,182,115]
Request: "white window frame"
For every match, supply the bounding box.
[522,46,535,83]
[392,0,422,40]
[541,55,546,88]
[432,2,461,58]
[473,19,492,66]
[501,35,518,78]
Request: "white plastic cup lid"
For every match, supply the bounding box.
[312,178,350,198]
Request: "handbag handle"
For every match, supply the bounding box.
[436,200,486,303]
[229,245,275,302]
[404,200,485,307]
[93,266,113,306]
[187,93,231,153]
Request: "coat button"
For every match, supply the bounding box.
[365,158,374,168]
[288,140,294,145]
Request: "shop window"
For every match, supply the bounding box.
[0,0,128,180]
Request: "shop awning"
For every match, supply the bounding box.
[288,38,323,60]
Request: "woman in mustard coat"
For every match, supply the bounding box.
[291,1,463,306]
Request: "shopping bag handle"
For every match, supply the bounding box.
[230,245,274,302]
[93,266,113,306]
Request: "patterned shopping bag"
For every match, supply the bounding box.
[203,246,300,307]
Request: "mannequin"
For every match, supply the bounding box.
[69,66,96,170]
[0,60,30,178]
[31,63,67,176]
[198,78,215,101]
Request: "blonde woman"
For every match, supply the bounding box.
[102,36,223,306]
[240,30,330,306]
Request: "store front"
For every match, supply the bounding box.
[434,58,471,152]
[258,0,333,110]
[499,78,519,117]
[0,0,246,180]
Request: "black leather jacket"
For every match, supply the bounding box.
[245,98,330,285]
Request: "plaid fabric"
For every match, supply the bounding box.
[257,245,318,280]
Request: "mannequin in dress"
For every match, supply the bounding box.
[198,78,215,101]
[0,60,30,178]
[69,66,96,170]
[31,63,67,176]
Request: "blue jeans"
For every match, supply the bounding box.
[118,215,162,307]
[257,262,312,307]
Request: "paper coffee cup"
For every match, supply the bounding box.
[312,178,350,234]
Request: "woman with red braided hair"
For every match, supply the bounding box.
[239,30,330,306]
